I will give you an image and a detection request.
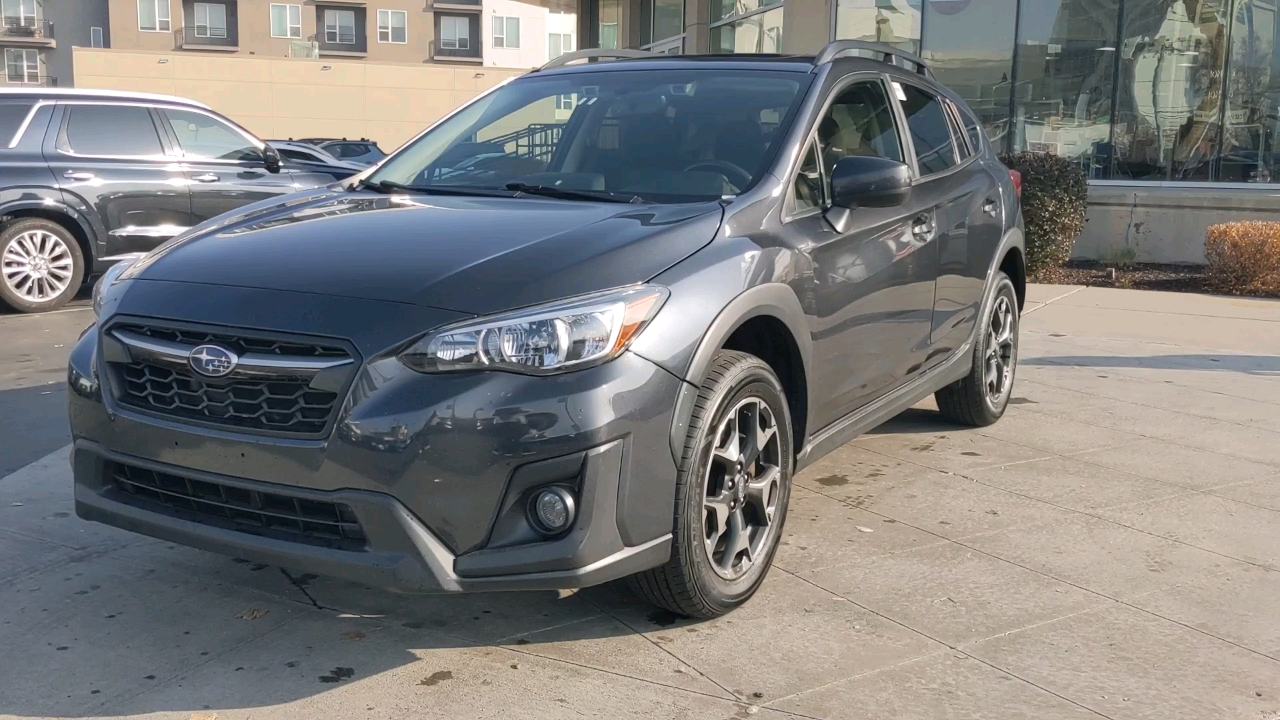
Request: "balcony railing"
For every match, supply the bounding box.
[174,25,239,49]
[6,76,57,86]
[1,17,54,41]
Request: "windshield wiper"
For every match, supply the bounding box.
[505,182,643,204]
[356,178,515,197]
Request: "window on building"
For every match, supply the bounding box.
[324,8,357,44]
[2,0,37,27]
[598,0,619,49]
[1010,0,1119,168]
[163,108,260,162]
[649,0,682,44]
[440,15,469,49]
[62,105,164,157]
[710,4,783,54]
[1221,0,1280,183]
[377,9,407,43]
[492,16,520,48]
[834,0,920,53]
[4,48,39,84]
[898,82,958,174]
[548,32,573,59]
[193,2,227,39]
[270,3,301,38]
[555,93,574,110]
[91,26,105,47]
[138,0,171,32]
[922,0,1016,153]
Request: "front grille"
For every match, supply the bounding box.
[106,322,354,437]
[107,461,367,550]
[118,363,338,435]
[113,324,349,359]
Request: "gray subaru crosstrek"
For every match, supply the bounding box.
[70,42,1025,618]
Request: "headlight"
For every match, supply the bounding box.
[399,285,668,375]
[92,254,144,316]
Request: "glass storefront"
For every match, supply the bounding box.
[583,0,1280,184]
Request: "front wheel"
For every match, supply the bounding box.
[0,219,85,313]
[935,271,1019,426]
[631,351,793,619]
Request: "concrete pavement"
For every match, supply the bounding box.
[1,285,1278,719]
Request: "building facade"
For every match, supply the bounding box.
[577,0,1280,262]
[3,0,111,87]
[105,0,574,67]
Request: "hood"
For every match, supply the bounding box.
[128,189,724,316]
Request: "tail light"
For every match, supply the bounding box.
[1009,169,1022,198]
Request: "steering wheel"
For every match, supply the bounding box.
[683,160,753,191]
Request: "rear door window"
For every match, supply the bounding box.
[0,100,35,146]
[61,104,164,157]
[896,83,958,175]
[162,108,261,162]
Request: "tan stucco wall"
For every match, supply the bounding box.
[72,47,525,151]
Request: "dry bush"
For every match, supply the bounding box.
[1204,222,1280,296]
[999,152,1089,278]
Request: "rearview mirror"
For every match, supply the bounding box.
[829,156,912,209]
[262,144,283,174]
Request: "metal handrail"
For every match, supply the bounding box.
[813,40,929,76]
[538,48,652,71]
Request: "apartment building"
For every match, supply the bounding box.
[2,0,110,87]
[484,0,575,68]
[106,0,573,67]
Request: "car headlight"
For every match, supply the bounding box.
[92,254,145,316]
[399,285,668,375]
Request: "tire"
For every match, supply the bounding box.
[935,271,1019,427]
[0,218,86,313]
[631,350,793,619]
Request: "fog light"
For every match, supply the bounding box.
[529,487,576,535]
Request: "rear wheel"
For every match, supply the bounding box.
[631,351,793,618]
[0,219,85,313]
[935,272,1019,426]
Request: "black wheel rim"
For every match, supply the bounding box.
[702,396,782,581]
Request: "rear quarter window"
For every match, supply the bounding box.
[0,100,36,146]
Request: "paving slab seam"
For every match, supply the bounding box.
[577,590,742,702]
[95,612,310,717]
[761,647,953,707]
[1021,373,1280,424]
[1037,301,1280,324]
[778,568,1118,720]
[1021,361,1280,410]
[1022,286,1086,315]
[492,613,605,646]
[795,469,1280,665]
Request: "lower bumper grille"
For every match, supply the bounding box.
[107,462,367,550]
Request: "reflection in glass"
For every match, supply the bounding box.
[712,0,783,24]
[653,0,684,41]
[1222,0,1279,182]
[711,6,785,53]
[1012,0,1120,174]
[922,0,1019,149]
[834,0,922,53]
[1110,0,1229,180]
[600,0,620,48]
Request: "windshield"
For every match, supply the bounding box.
[368,68,812,203]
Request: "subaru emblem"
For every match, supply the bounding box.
[189,344,238,377]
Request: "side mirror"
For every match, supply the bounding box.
[829,155,912,209]
[262,144,283,174]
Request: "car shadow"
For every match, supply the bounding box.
[1022,354,1280,376]
[865,406,974,435]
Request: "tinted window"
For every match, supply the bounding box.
[328,143,364,158]
[278,147,316,162]
[0,100,35,145]
[791,141,823,213]
[64,104,164,157]
[164,109,260,162]
[898,83,957,175]
[817,80,904,175]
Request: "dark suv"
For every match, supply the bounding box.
[0,89,341,313]
[70,43,1025,619]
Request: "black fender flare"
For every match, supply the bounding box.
[0,196,100,260]
[667,282,814,464]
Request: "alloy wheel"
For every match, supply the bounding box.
[2,230,75,303]
[703,396,783,580]
[984,294,1016,405]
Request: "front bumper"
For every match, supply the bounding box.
[69,295,684,592]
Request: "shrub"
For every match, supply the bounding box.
[1204,222,1280,296]
[999,152,1089,278]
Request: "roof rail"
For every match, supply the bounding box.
[537,48,652,71]
[813,41,929,76]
